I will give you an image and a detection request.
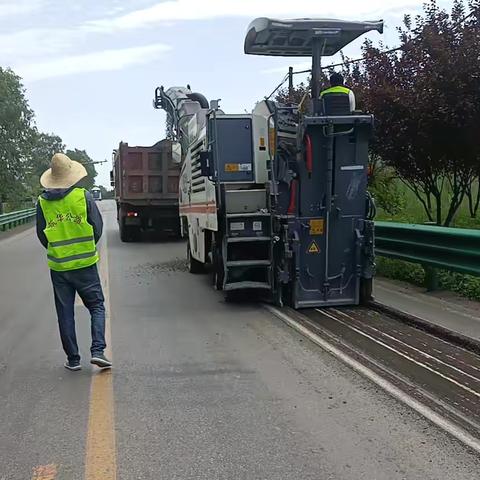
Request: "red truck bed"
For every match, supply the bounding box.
[112,140,181,241]
[113,140,179,203]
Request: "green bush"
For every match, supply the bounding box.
[376,258,425,286]
[369,167,405,216]
[376,257,480,301]
[437,271,480,301]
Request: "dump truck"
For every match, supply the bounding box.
[154,17,382,308]
[111,139,181,242]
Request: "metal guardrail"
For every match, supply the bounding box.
[375,221,480,288]
[1,212,477,278]
[0,208,36,232]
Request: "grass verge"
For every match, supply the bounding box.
[377,257,480,301]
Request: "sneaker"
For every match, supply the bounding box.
[64,360,82,371]
[90,354,112,368]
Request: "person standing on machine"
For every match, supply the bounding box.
[320,72,356,112]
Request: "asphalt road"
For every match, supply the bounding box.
[0,199,479,479]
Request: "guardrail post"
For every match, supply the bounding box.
[423,265,439,291]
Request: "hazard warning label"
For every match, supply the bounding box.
[307,240,320,254]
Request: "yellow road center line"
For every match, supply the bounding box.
[32,464,57,480]
[85,235,116,480]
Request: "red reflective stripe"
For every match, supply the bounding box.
[304,134,313,174]
[287,179,297,215]
[179,203,216,214]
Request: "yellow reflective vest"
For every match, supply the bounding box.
[320,85,352,97]
[38,188,99,271]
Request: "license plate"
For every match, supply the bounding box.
[125,217,141,226]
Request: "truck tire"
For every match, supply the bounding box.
[187,239,204,274]
[174,223,182,239]
[360,278,373,305]
[120,221,139,242]
[119,221,131,242]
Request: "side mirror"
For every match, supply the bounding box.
[199,151,212,177]
[172,142,182,164]
[110,171,114,187]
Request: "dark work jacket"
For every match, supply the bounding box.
[36,186,103,249]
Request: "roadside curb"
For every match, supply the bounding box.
[369,300,480,356]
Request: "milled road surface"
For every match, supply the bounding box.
[0,199,479,479]
[301,306,480,439]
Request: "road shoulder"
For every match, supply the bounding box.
[374,277,480,342]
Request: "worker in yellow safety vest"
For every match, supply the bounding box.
[36,153,112,371]
[320,72,356,112]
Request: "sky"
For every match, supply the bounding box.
[0,0,453,186]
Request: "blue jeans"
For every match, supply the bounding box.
[50,264,106,362]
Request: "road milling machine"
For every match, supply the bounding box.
[154,17,383,308]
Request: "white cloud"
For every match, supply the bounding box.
[15,43,172,81]
[0,28,83,61]
[0,0,44,17]
[87,0,422,31]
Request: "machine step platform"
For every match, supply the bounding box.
[224,281,271,291]
[226,260,271,268]
[227,236,270,243]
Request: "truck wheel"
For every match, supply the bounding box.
[119,221,132,242]
[360,278,373,305]
[187,239,204,274]
[174,224,182,239]
[120,222,139,242]
[130,227,141,242]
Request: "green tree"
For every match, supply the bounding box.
[98,185,113,199]
[368,158,406,216]
[97,185,113,200]
[275,80,311,109]
[26,131,65,196]
[276,1,480,226]
[65,149,98,191]
[343,0,480,226]
[0,67,35,202]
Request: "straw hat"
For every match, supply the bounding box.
[40,153,87,189]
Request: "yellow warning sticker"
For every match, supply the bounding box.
[309,219,324,235]
[308,240,320,254]
[225,163,239,172]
